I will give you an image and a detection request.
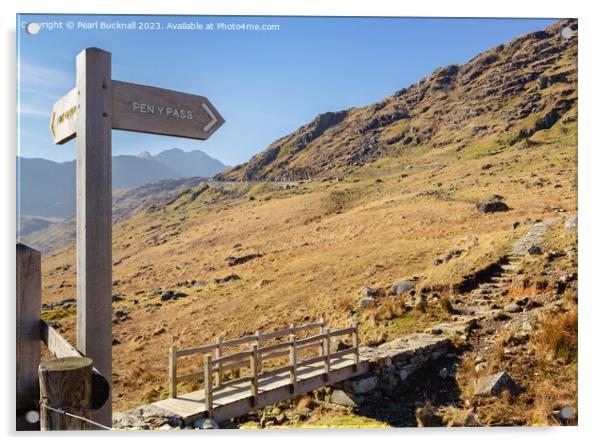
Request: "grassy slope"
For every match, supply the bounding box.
[39,109,576,411]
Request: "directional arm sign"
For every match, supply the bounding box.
[111,81,224,140]
[50,80,224,145]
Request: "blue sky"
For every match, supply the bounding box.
[17,15,557,166]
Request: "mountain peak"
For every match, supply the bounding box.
[217,18,577,182]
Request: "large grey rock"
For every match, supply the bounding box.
[391,280,416,295]
[344,375,378,395]
[112,412,148,429]
[475,200,509,213]
[503,303,522,313]
[360,286,378,298]
[474,371,520,397]
[564,214,577,232]
[329,389,364,408]
[358,296,375,309]
[193,417,219,429]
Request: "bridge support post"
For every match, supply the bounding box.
[204,354,213,418]
[318,317,325,356]
[352,322,359,372]
[215,337,222,387]
[250,344,258,407]
[255,330,262,373]
[323,328,331,382]
[288,334,297,394]
[168,346,177,398]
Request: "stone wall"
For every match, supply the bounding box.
[316,333,454,408]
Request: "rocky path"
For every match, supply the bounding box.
[512,218,558,256]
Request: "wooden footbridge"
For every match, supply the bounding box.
[153,319,370,423]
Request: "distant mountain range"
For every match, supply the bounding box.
[17,148,228,222]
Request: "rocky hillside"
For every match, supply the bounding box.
[38,19,577,422]
[218,19,577,181]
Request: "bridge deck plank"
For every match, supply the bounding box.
[153,356,368,422]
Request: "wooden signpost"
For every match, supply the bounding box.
[49,47,224,428]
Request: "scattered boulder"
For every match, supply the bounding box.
[503,303,522,313]
[160,291,175,302]
[358,296,375,309]
[113,404,182,429]
[564,214,577,232]
[112,412,148,429]
[213,274,241,284]
[527,245,543,255]
[360,286,378,298]
[435,248,464,265]
[225,252,264,267]
[391,280,417,296]
[475,194,509,213]
[474,371,520,397]
[112,294,125,302]
[193,418,219,429]
[358,286,378,308]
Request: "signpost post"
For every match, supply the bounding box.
[49,47,224,428]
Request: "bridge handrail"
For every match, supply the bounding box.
[174,318,325,358]
[168,319,360,419]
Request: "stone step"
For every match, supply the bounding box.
[474,299,492,306]
[480,283,503,289]
[501,264,518,271]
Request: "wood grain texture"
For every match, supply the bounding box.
[16,243,41,430]
[112,80,224,140]
[39,357,93,430]
[75,47,113,428]
[49,88,77,145]
[41,320,80,358]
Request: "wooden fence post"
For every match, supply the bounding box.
[168,346,177,398]
[215,337,222,387]
[204,354,213,418]
[289,334,297,394]
[352,322,359,370]
[323,327,330,382]
[255,329,262,373]
[16,243,41,430]
[75,47,113,428]
[250,344,258,406]
[38,357,94,430]
[318,317,325,356]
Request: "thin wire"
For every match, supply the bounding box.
[40,403,112,430]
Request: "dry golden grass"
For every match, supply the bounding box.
[36,116,576,411]
[537,308,578,364]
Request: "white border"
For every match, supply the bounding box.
[2,1,600,444]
